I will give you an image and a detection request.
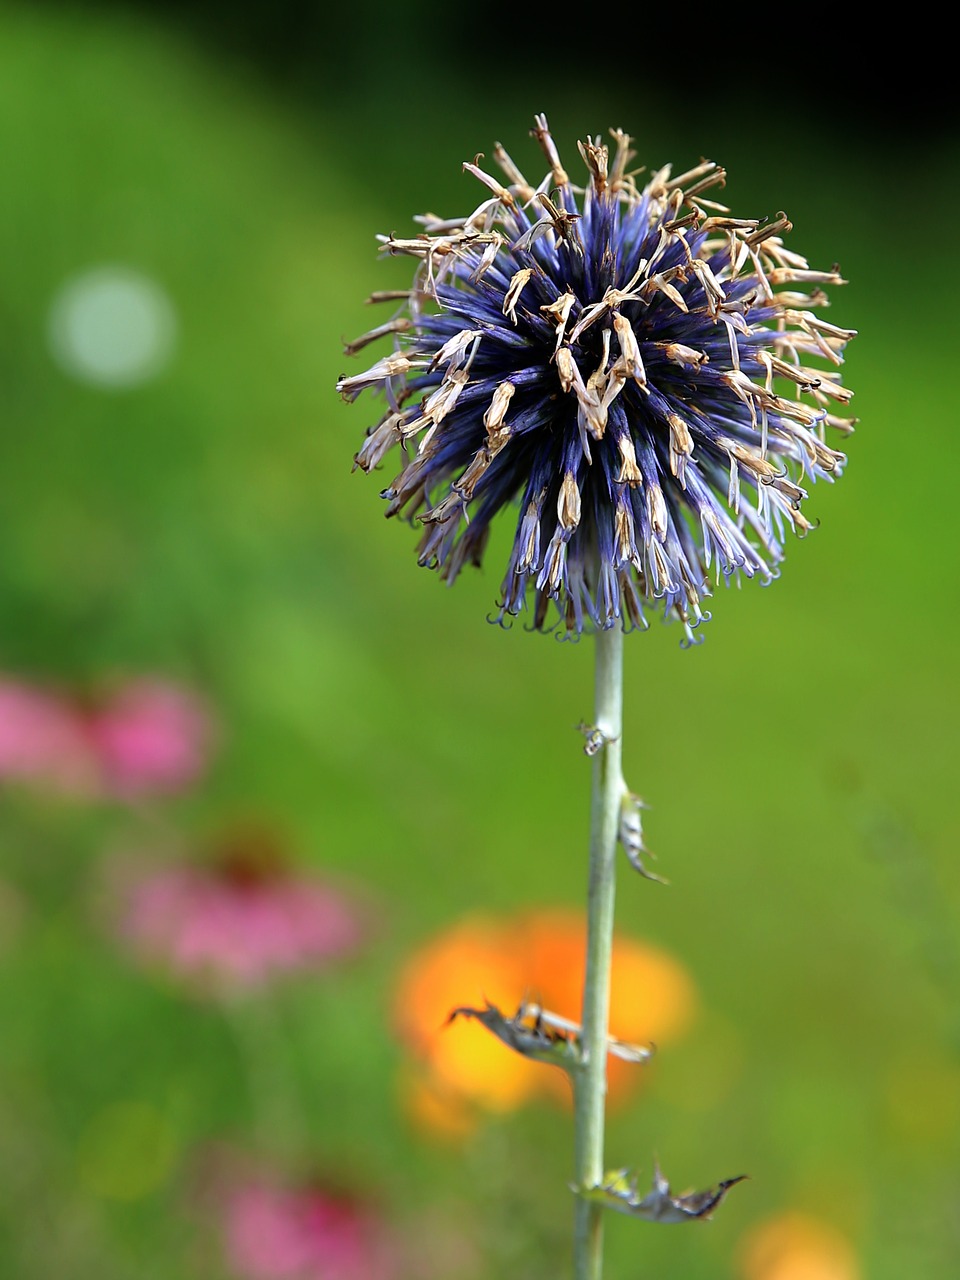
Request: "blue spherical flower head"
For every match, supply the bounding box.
[338,115,856,642]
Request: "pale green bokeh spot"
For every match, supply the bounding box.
[75,1100,177,1201]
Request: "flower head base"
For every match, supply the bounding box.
[338,115,856,641]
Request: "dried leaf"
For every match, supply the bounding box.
[619,791,668,883]
[578,1160,746,1223]
[446,1000,653,1072]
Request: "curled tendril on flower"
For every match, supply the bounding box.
[338,114,856,641]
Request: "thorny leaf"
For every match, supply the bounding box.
[447,1000,653,1073]
[577,1160,747,1223]
[619,790,668,883]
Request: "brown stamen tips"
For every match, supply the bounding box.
[540,530,567,594]
[644,273,689,312]
[616,433,643,487]
[536,192,582,251]
[667,413,693,487]
[364,289,413,305]
[462,155,517,208]
[648,539,673,596]
[336,354,424,402]
[608,128,637,191]
[421,368,470,427]
[578,136,609,193]
[587,330,611,393]
[517,494,545,572]
[492,142,535,202]
[453,449,492,502]
[787,312,856,365]
[422,489,465,526]
[471,233,505,283]
[788,506,815,536]
[483,380,516,443]
[719,438,779,484]
[576,385,607,445]
[430,328,484,370]
[810,374,854,405]
[663,188,685,224]
[558,470,582,531]
[541,292,577,350]
[503,268,535,325]
[600,365,628,416]
[612,312,647,386]
[792,313,857,344]
[667,159,724,197]
[614,500,638,565]
[691,258,726,315]
[823,412,857,435]
[721,369,767,411]
[766,354,822,391]
[556,346,578,394]
[531,113,568,187]
[663,342,708,370]
[663,209,702,234]
[745,211,793,246]
[767,266,848,288]
[774,475,807,504]
[353,411,408,472]
[700,216,760,233]
[646,482,668,539]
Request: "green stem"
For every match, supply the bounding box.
[573,624,624,1280]
[225,995,302,1159]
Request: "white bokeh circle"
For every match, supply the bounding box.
[48,265,177,388]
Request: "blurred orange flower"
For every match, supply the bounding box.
[393,907,697,1136]
[737,1212,860,1280]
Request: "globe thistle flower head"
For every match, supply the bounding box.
[338,115,856,641]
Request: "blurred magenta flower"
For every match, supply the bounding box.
[0,678,94,793]
[0,673,214,800]
[219,1169,398,1280]
[86,677,214,798]
[112,827,366,996]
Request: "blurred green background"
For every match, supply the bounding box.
[1,3,959,1277]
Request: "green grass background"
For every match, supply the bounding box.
[1,4,958,1277]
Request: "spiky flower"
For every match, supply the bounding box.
[337,115,855,641]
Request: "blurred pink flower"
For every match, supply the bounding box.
[0,678,94,793]
[113,830,366,996]
[86,677,213,798]
[0,673,214,800]
[220,1174,397,1280]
